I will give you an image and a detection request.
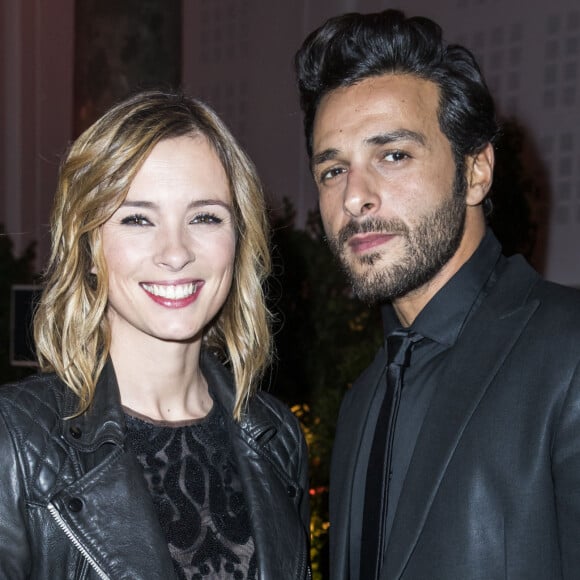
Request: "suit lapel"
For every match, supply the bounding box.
[330,348,387,580]
[383,256,540,579]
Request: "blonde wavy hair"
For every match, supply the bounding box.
[34,90,272,420]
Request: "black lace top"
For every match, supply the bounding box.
[124,401,256,580]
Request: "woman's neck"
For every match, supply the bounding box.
[109,337,212,422]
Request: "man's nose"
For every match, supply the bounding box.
[343,170,381,218]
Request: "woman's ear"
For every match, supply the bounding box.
[89,228,102,275]
[465,143,494,207]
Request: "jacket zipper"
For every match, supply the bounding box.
[47,503,111,580]
[296,543,310,580]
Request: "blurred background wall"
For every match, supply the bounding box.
[1,0,579,285]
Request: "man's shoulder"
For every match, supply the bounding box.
[491,254,580,320]
[532,276,580,307]
[527,278,580,345]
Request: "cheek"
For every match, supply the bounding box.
[102,235,147,278]
[200,231,236,270]
[319,194,340,234]
[394,175,446,221]
[104,244,137,271]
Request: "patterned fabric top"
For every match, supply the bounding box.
[124,401,256,580]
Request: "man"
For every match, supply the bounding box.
[295,9,580,580]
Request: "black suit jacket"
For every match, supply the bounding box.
[330,254,580,579]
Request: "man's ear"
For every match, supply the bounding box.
[465,143,494,207]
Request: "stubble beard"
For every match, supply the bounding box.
[327,174,468,305]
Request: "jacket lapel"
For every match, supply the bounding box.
[56,360,177,578]
[383,256,540,579]
[49,447,177,579]
[330,349,388,579]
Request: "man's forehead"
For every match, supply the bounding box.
[316,73,440,119]
[312,74,441,153]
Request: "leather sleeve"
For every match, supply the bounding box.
[273,400,312,574]
[552,358,580,579]
[255,392,311,532]
[0,401,32,579]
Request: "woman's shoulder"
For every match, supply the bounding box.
[201,349,305,447]
[0,372,68,427]
[251,390,301,431]
[245,390,306,462]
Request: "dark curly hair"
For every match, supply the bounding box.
[294,9,499,168]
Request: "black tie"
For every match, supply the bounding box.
[360,329,422,580]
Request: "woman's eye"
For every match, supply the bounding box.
[191,213,223,225]
[120,214,151,226]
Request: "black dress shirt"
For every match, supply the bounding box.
[349,230,503,578]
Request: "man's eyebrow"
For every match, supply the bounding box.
[311,129,426,169]
[311,148,340,168]
[365,129,426,147]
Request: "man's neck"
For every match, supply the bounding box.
[392,218,486,326]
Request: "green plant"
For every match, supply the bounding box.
[267,201,382,579]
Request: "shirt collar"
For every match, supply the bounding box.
[382,229,502,346]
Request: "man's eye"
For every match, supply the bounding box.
[120,214,151,226]
[320,167,346,183]
[191,213,223,225]
[384,151,409,162]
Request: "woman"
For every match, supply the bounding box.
[0,91,310,579]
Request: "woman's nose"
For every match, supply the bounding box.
[155,228,195,271]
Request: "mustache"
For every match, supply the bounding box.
[336,217,409,247]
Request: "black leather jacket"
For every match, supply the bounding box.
[0,352,310,579]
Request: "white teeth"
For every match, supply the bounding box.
[142,283,197,299]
